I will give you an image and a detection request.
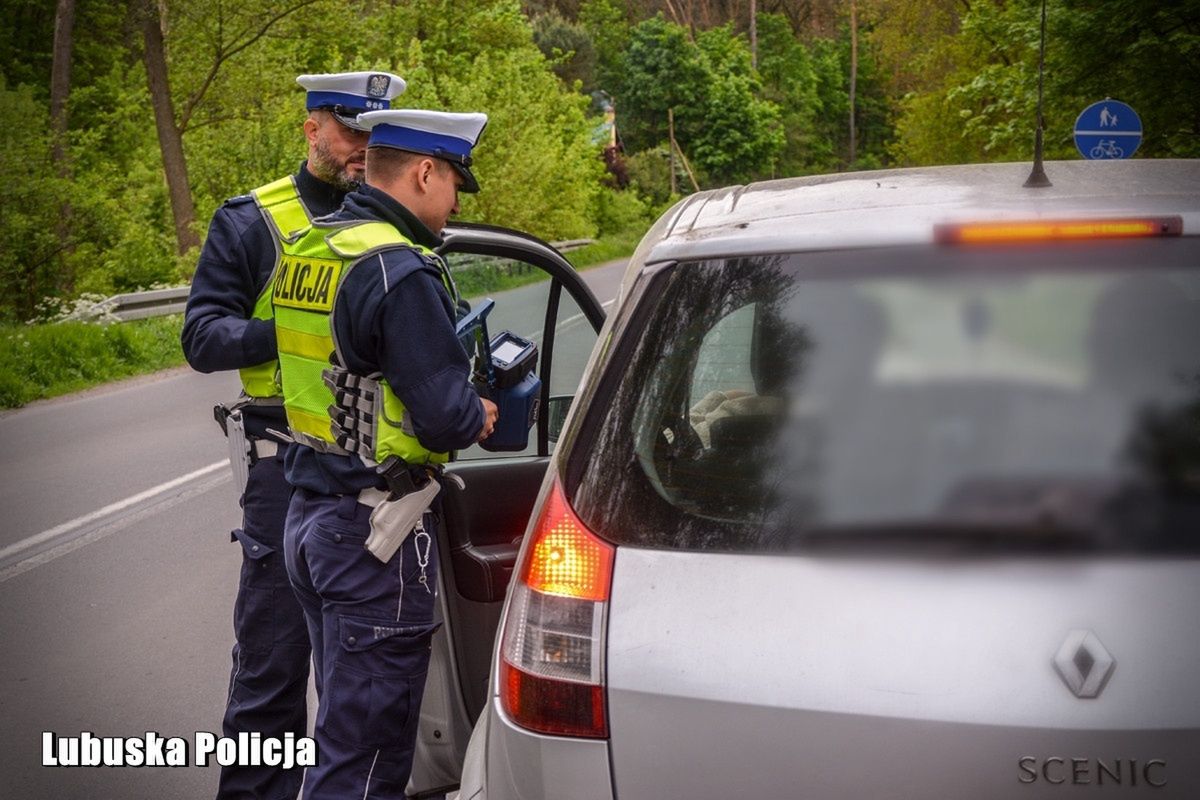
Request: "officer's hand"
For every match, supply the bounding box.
[477,398,499,442]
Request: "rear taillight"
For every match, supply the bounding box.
[499,479,614,738]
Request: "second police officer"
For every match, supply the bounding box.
[274,109,498,798]
[181,71,404,800]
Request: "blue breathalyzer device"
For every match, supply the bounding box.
[455,299,541,451]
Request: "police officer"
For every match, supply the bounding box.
[275,109,497,799]
[181,71,405,800]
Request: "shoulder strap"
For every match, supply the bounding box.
[252,176,312,244]
[325,221,427,259]
[327,221,459,302]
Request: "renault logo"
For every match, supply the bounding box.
[1053,630,1115,699]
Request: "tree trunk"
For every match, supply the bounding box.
[750,0,757,69]
[669,107,678,196]
[50,0,77,292]
[848,0,858,165]
[50,0,75,175]
[140,0,199,254]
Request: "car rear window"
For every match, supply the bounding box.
[569,239,1200,553]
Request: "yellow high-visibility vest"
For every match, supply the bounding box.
[273,219,459,465]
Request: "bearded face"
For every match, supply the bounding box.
[307,113,368,191]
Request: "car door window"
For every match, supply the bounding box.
[545,285,596,398]
[442,253,598,461]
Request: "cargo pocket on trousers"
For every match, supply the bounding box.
[231,527,277,588]
[320,616,440,749]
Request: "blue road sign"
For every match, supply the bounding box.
[1074,99,1142,160]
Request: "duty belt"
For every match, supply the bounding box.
[214,402,285,494]
[358,464,465,510]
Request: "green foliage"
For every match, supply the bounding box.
[889,0,1200,166]
[689,25,784,184]
[329,0,604,240]
[591,185,653,236]
[0,0,129,94]
[532,11,598,89]
[1055,0,1200,157]
[888,0,1044,164]
[808,27,892,171]
[565,221,648,269]
[437,45,604,239]
[0,316,186,408]
[757,13,830,175]
[615,16,708,152]
[617,15,783,185]
[624,145,674,204]
[0,83,68,322]
[865,0,962,96]
[579,0,632,92]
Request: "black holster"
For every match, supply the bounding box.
[377,457,438,500]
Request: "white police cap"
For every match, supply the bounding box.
[357,110,489,193]
[295,71,407,131]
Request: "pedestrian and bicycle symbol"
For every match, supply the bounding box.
[1074,99,1141,160]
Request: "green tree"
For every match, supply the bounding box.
[339,0,605,239]
[532,11,598,89]
[689,24,784,183]
[865,0,961,96]
[756,12,828,174]
[617,15,783,185]
[808,26,889,170]
[1055,0,1200,157]
[887,0,1055,165]
[0,85,69,320]
[886,0,1200,166]
[141,0,330,254]
[580,0,633,92]
[616,15,709,152]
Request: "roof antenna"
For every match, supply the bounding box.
[1024,0,1052,188]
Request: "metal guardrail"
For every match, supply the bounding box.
[76,238,595,322]
[102,287,191,322]
[546,238,594,252]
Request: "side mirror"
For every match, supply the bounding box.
[546,395,573,443]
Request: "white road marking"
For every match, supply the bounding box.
[0,460,229,581]
[523,297,616,342]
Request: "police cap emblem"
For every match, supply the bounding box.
[367,74,391,98]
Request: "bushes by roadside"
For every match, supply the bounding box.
[0,316,185,409]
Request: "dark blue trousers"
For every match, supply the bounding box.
[284,488,439,800]
[219,452,311,800]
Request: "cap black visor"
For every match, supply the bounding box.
[449,161,480,194]
[312,103,369,131]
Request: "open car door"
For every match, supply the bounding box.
[408,223,606,797]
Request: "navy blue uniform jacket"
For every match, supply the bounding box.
[284,184,485,495]
[181,163,345,437]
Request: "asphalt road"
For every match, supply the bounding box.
[0,259,624,799]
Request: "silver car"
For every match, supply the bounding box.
[419,160,1200,799]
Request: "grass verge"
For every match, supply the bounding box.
[0,315,186,409]
[566,226,646,269]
